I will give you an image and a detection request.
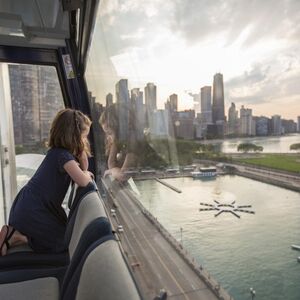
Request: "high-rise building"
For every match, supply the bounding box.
[200,86,212,124]
[150,109,170,138]
[174,110,195,140]
[271,115,282,135]
[281,119,296,134]
[131,88,144,140]
[106,93,113,107]
[255,116,269,136]
[240,105,255,136]
[144,82,157,112]
[115,79,130,141]
[9,64,63,147]
[169,94,178,112]
[131,88,143,107]
[192,93,201,115]
[297,116,300,132]
[227,102,238,136]
[212,73,225,124]
[115,79,129,104]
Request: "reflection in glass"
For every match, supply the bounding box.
[8,64,64,154]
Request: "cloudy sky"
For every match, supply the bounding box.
[86,0,300,120]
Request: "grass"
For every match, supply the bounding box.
[235,154,300,173]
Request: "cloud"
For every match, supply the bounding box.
[170,0,300,47]
[224,47,300,112]
[89,0,300,119]
[226,64,269,88]
[98,0,173,56]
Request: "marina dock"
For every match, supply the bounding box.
[155,177,182,193]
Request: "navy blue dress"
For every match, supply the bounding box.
[9,148,75,253]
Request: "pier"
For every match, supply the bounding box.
[155,177,182,193]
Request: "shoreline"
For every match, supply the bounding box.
[198,133,300,144]
[132,165,300,193]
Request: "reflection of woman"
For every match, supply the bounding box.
[100,104,137,182]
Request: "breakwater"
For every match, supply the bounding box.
[234,168,300,193]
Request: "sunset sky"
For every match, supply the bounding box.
[86,0,300,120]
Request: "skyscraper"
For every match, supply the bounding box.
[115,79,130,141]
[115,79,129,104]
[106,93,113,107]
[191,93,201,115]
[200,86,212,124]
[131,88,144,140]
[144,82,157,112]
[227,102,238,135]
[271,115,282,135]
[240,105,255,136]
[144,82,157,130]
[150,110,170,138]
[255,116,269,136]
[169,94,178,112]
[212,73,225,124]
[297,116,300,132]
[9,64,63,148]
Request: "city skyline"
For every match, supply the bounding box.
[86,0,300,121]
[105,77,298,122]
[101,75,299,140]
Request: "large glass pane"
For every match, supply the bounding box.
[85,1,300,300]
[2,63,64,191]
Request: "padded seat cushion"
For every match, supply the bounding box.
[0,277,59,300]
[62,237,141,300]
[0,251,68,271]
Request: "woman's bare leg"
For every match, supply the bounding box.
[0,225,28,256]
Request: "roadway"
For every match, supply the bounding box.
[105,180,231,300]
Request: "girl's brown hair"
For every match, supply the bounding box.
[49,109,92,158]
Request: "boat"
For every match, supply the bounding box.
[191,167,217,178]
[291,244,300,251]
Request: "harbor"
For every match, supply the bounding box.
[135,175,300,300]
[133,161,300,193]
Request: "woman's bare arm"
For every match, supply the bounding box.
[121,152,136,172]
[78,151,89,171]
[64,160,92,186]
[104,152,136,182]
[107,141,118,169]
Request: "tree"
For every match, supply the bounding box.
[237,143,264,153]
[290,143,300,151]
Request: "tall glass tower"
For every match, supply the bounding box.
[115,79,130,141]
[144,82,157,112]
[212,73,225,123]
[200,86,212,124]
[144,82,157,129]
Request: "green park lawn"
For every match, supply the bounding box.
[236,154,300,173]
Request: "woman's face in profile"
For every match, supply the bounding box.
[81,126,90,139]
[102,122,115,140]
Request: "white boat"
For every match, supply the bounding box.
[291,245,300,251]
[191,167,217,178]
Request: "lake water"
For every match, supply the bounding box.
[205,134,300,153]
[135,176,300,300]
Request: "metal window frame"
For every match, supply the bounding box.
[0,45,70,107]
[0,44,96,174]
